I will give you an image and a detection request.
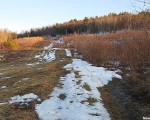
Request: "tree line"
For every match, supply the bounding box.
[18,12,150,37]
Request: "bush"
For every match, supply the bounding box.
[13,37,45,48]
[3,41,18,49]
[0,30,17,43]
[64,30,150,78]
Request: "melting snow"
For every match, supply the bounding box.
[1,86,7,89]
[43,49,56,62]
[9,93,41,104]
[0,77,11,80]
[35,43,57,62]
[22,78,30,81]
[26,62,40,66]
[35,41,72,62]
[35,59,122,120]
[0,102,7,106]
[65,49,72,57]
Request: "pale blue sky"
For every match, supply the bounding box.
[0,0,142,33]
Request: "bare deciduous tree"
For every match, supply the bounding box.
[131,0,150,12]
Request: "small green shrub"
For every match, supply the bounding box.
[3,41,18,49]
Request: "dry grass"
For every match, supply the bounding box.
[64,30,150,78]
[13,37,45,49]
[0,40,71,119]
[81,98,98,106]
[64,31,150,119]
[83,83,91,91]
[0,37,45,50]
[98,80,124,120]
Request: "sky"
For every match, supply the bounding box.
[0,0,143,33]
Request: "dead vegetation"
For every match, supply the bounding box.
[13,37,45,50]
[83,83,91,91]
[0,39,71,119]
[64,30,150,119]
[0,36,45,50]
[81,98,98,106]
[64,30,150,78]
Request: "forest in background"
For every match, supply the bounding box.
[18,12,150,37]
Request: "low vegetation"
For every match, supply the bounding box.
[0,30,18,49]
[64,30,150,78]
[13,37,45,49]
[0,40,71,119]
[0,30,17,43]
[0,35,45,50]
[0,7,150,119]
[64,30,150,119]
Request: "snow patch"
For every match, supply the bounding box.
[22,78,30,81]
[35,40,73,63]
[43,49,56,62]
[35,59,122,120]
[65,49,72,57]
[15,78,30,84]
[9,93,41,104]
[1,86,7,89]
[0,102,8,106]
[35,43,58,62]
[26,62,40,66]
[0,77,11,80]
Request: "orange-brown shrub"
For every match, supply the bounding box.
[13,37,45,49]
[64,30,150,76]
[3,41,18,49]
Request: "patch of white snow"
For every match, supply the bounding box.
[65,49,72,57]
[9,93,41,104]
[35,43,58,62]
[0,77,11,80]
[1,86,7,89]
[0,102,8,106]
[22,78,30,81]
[35,59,122,120]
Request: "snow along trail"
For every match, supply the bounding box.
[35,59,122,120]
[65,49,72,57]
[35,43,56,62]
[35,41,72,62]
[35,40,67,62]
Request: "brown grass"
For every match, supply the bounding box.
[13,37,45,49]
[64,31,150,119]
[0,40,71,119]
[64,30,150,78]
[0,37,45,50]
